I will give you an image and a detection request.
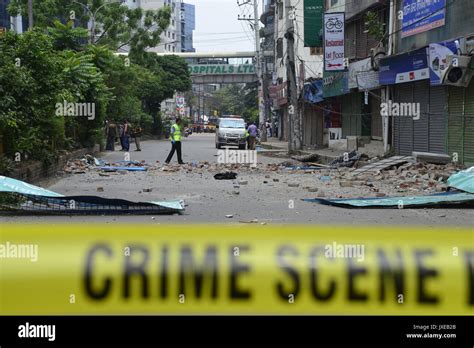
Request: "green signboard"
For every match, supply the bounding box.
[188,64,256,75]
[304,0,324,47]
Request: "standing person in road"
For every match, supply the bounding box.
[119,123,125,150]
[245,124,250,150]
[132,123,143,151]
[122,120,131,152]
[165,117,184,165]
[106,119,118,151]
[247,122,258,150]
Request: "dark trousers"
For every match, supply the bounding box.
[106,135,115,151]
[123,136,130,151]
[165,141,183,163]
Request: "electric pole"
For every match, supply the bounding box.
[285,0,301,152]
[237,0,266,141]
[253,0,266,142]
[27,0,33,29]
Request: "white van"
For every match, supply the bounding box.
[215,118,247,149]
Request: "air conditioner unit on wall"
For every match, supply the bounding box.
[441,55,474,87]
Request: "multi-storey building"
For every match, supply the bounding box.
[181,2,195,52]
[269,0,323,144]
[0,0,25,33]
[125,0,182,53]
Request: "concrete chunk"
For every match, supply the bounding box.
[412,152,451,164]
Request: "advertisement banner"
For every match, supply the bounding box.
[324,12,345,71]
[379,47,429,85]
[402,0,446,38]
[429,39,459,86]
[304,0,324,47]
[348,58,381,90]
[323,71,349,98]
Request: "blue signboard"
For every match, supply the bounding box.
[379,47,429,85]
[304,80,324,104]
[429,39,459,85]
[402,0,446,38]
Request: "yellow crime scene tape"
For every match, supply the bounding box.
[0,224,472,315]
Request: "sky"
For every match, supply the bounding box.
[185,0,262,52]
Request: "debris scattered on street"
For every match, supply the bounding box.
[214,172,237,180]
[329,151,368,168]
[306,167,474,208]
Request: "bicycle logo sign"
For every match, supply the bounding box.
[325,17,343,31]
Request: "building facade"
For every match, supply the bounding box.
[385,0,474,165]
[126,0,182,53]
[0,0,25,33]
[284,0,474,165]
[181,2,195,52]
[269,0,324,143]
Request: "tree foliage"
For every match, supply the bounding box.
[8,0,171,52]
[0,2,191,168]
[211,83,259,123]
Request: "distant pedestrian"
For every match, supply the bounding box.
[165,117,184,164]
[106,120,118,151]
[122,120,131,152]
[247,122,258,150]
[266,121,272,137]
[132,124,143,151]
[245,125,250,150]
[119,123,125,150]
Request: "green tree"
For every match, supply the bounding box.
[8,0,171,53]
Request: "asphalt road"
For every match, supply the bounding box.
[2,134,473,226]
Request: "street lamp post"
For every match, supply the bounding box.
[72,1,115,44]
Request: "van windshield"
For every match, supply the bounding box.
[220,119,245,129]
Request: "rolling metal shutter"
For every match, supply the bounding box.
[394,83,414,155]
[413,81,429,153]
[428,86,447,154]
[463,82,474,165]
[447,86,464,162]
[342,93,362,138]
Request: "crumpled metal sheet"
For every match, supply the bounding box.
[448,167,474,194]
[0,176,184,215]
[304,191,474,208]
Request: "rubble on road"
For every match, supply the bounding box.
[305,166,474,208]
[329,151,368,168]
[63,154,149,174]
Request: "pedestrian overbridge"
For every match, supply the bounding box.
[186,63,257,84]
[116,51,259,84]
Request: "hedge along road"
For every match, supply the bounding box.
[2,134,473,225]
